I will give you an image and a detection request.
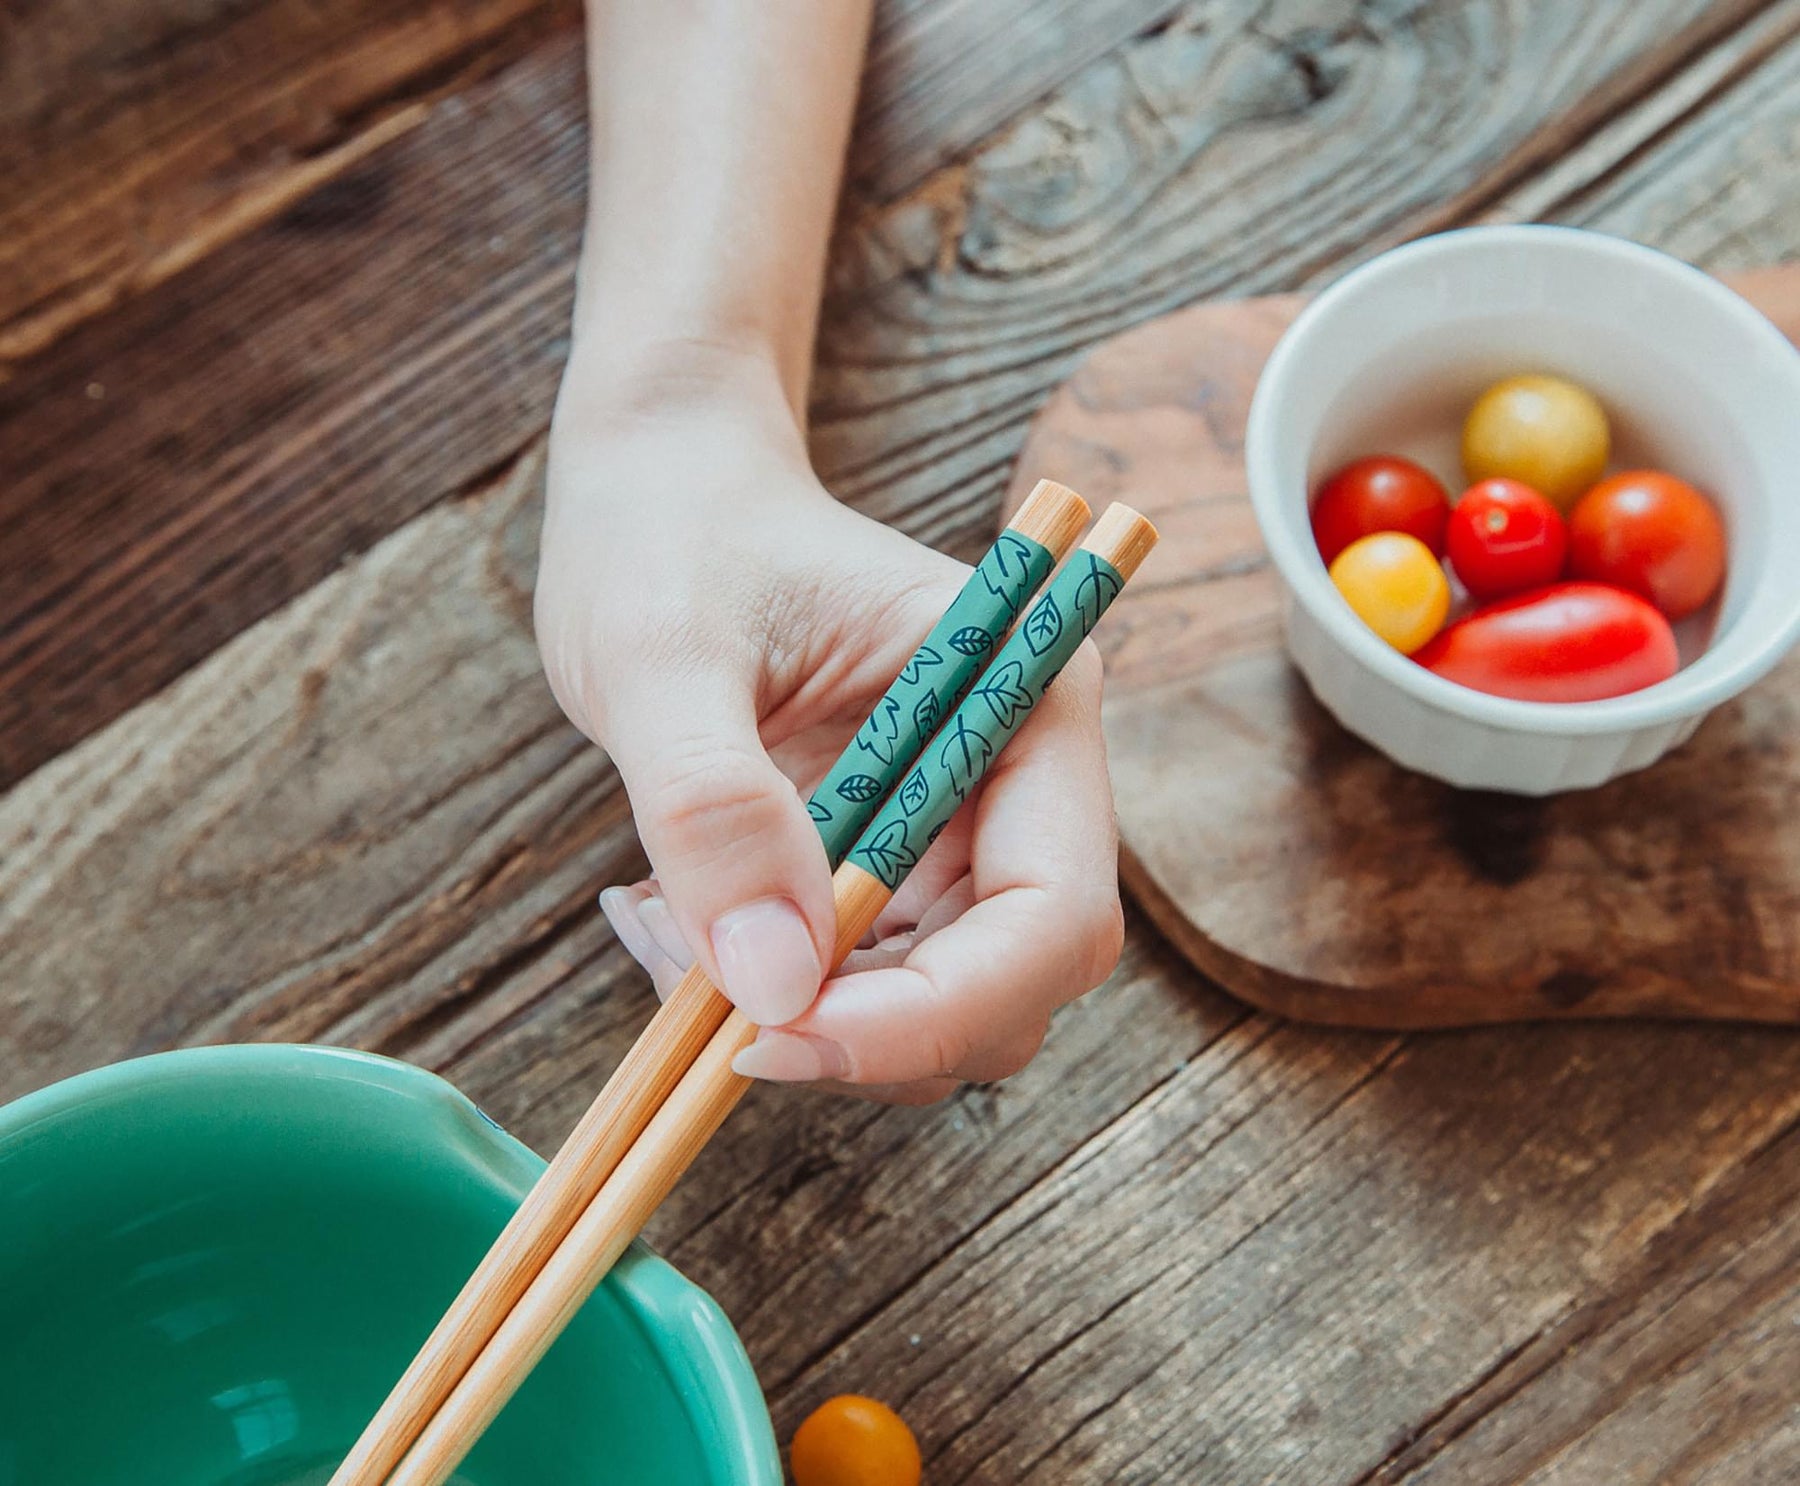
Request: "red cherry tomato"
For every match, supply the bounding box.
[1445,478,1567,600]
[1568,470,1726,620]
[1311,456,1450,565]
[1414,582,1678,703]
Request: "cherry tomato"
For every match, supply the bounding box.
[1462,374,1610,510]
[1328,532,1451,655]
[1414,582,1678,702]
[1568,470,1726,620]
[1445,478,1568,599]
[1310,455,1451,565]
[791,1395,921,1486]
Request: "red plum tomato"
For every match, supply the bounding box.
[1414,581,1678,703]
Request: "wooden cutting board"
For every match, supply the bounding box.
[1002,266,1800,1030]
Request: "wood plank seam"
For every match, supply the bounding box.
[1361,1108,1800,1483]
[1272,0,1788,288]
[0,1,584,369]
[1479,0,1800,227]
[10,3,1794,786]
[768,1009,1313,1405]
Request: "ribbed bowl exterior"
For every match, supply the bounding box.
[1284,594,1707,794]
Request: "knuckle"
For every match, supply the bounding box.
[915,975,977,1078]
[1073,885,1127,993]
[643,738,780,855]
[1091,892,1128,987]
[929,1019,977,1081]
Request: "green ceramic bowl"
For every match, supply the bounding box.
[0,1044,779,1486]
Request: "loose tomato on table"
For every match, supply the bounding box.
[1445,478,1567,599]
[1328,532,1451,655]
[791,1395,922,1486]
[1414,582,1678,703]
[1310,455,1451,565]
[1568,470,1727,620]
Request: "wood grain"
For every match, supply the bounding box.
[1372,1120,1800,1484]
[0,37,589,789]
[813,0,1779,544]
[0,0,1176,367]
[2,0,1780,787]
[0,0,578,365]
[1004,269,1800,1029]
[0,446,624,1104]
[7,3,1800,1483]
[0,436,1241,1412]
[770,1018,1800,1482]
[851,0,1190,202]
[9,462,1798,1480]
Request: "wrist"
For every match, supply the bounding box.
[565,233,814,408]
[550,323,799,440]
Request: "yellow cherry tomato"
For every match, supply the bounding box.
[1461,374,1610,510]
[1328,532,1450,655]
[791,1395,922,1486]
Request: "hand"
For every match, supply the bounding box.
[537,348,1124,1103]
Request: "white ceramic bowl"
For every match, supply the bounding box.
[1246,225,1800,794]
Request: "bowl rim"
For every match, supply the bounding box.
[1246,223,1800,736]
[0,1042,782,1486]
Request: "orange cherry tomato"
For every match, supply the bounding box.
[791,1395,922,1486]
[1446,478,1567,600]
[1567,470,1726,620]
[1328,532,1451,655]
[1310,455,1451,565]
[1414,582,1678,702]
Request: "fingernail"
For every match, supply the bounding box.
[709,897,821,1025]
[600,888,659,971]
[732,1030,849,1083]
[639,894,695,969]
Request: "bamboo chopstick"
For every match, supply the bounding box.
[329,481,1089,1486]
[382,504,1159,1486]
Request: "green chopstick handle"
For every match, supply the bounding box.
[806,527,1057,866]
[846,549,1126,891]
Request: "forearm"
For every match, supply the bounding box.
[571,0,873,420]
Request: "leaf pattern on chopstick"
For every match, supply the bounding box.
[854,696,904,766]
[947,625,992,657]
[939,715,994,802]
[912,690,941,745]
[853,818,918,890]
[980,533,1038,621]
[971,660,1033,729]
[835,774,885,804]
[897,644,944,686]
[898,768,931,817]
[1073,553,1122,637]
[1023,591,1063,657]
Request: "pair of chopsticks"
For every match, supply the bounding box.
[332,483,1158,1486]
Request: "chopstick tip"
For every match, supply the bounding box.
[1010,479,1092,558]
[1082,503,1159,582]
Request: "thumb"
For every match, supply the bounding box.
[602,670,833,1027]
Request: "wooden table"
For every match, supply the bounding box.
[5,2,1799,1480]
